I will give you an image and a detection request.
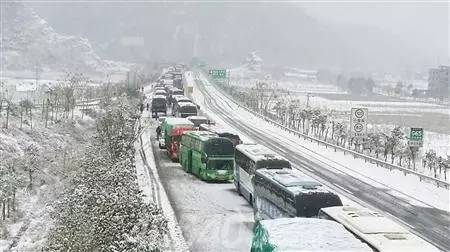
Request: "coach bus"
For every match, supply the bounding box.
[234,143,291,205]
[151,95,167,118]
[175,102,198,118]
[168,88,184,105]
[253,168,342,221]
[162,117,194,161]
[173,72,183,90]
[199,123,242,147]
[251,218,372,252]
[318,206,440,252]
[172,96,192,114]
[180,131,234,182]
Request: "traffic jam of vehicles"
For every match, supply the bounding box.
[146,66,439,252]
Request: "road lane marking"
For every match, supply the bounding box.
[333,183,354,195]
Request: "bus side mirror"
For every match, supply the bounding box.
[201,156,206,163]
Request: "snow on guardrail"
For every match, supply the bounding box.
[205,72,449,189]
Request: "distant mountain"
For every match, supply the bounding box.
[1,2,123,74]
[27,2,421,72]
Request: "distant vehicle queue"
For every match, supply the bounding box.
[150,67,439,252]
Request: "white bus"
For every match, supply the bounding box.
[253,168,342,221]
[251,217,372,252]
[234,143,291,205]
[318,206,440,252]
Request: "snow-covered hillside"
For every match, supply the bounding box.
[229,52,265,80]
[1,2,124,74]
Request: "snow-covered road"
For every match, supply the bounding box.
[139,84,253,251]
[191,71,449,251]
[147,122,253,251]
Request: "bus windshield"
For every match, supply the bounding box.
[207,159,233,170]
[204,139,234,156]
[256,159,291,169]
[180,106,197,114]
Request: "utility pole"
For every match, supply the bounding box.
[134,71,137,90]
[306,93,313,107]
[0,81,3,118]
[127,71,130,89]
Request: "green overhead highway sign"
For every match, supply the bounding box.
[210,69,227,79]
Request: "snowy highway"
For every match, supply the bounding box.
[192,72,450,251]
[141,115,254,251]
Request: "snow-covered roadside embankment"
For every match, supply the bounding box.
[135,113,189,252]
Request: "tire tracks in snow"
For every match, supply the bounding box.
[136,114,189,251]
[196,74,450,251]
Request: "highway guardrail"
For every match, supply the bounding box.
[203,75,450,189]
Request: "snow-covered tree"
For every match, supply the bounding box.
[45,97,168,251]
[23,143,41,191]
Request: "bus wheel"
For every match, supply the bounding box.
[236,182,242,196]
[253,205,261,223]
[200,170,206,180]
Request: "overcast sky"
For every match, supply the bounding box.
[303,1,449,65]
[22,0,450,72]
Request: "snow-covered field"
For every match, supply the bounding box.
[282,93,449,115]
[229,79,345,95]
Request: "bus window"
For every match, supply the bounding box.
[253,168,343,220]
[207,159,233,170]
[257,159,291,169]
[205,139,234,156]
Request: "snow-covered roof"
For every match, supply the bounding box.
[236,143,288,162]
[153,95,166,99]
[164,117,194,126]
[187,116,208,121]
[320,206,440,252]
[174,96,191,102]
[178,101,196,108]
[185,131,218,141]
[169,86,182,92]
[155,90,167,95]
[199,123,239,135]
[258,218,371,252]
[257,168,328,194]
[163,79,173,85]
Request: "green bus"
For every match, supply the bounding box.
[180,131,234,182]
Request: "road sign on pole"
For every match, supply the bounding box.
[408,127,423,147]
[210,69,227,79]
[350,108,368,138]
